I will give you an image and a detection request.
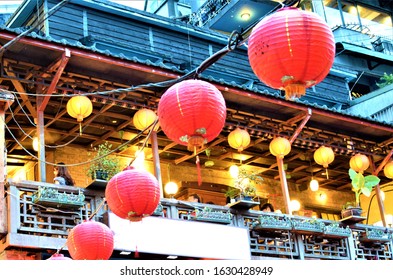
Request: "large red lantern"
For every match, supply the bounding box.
[47,253,72,260]
[248,7,335,100]
[66,220,114,260]
[105,166,160,221]
[157,79,226,152]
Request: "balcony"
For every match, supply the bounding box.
[1,179,392,260]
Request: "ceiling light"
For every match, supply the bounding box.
[241,12,251,21]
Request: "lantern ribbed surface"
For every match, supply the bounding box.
[105,166,160,221]
[157,79,226,149]
[349,153,370,173]
[47,253,72,260]
[269,137,291,158]
[384,161,393,179]
[66,95,93,122]
[66,220,114,260]
[133,108,157,131]
[228,128,251,152]
[248,7,335,99]
[314,146,335,168]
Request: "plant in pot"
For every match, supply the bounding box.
[232,167,263,201]
[87,141,121,181]
[341,168,380,218]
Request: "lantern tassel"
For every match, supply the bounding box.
[284,83,306,100]
[325,168,329,179]
[134,245,139,258]
[79,122,82,135]
[196,155,202,186]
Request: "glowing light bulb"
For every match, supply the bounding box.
[310,178,319,191]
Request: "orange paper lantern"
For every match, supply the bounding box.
[248,7,335,100]
[228,127,250,152]
[349,153,370,174]
[269,137,291,159]
[66,95,93,134]
[133,108,157,131]
[314,146,335,168]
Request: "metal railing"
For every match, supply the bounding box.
[3,180,393,260]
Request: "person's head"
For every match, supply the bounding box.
[54,162,75,186]
[187,193,201,203]
[260,203,274,212]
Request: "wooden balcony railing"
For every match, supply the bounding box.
[1,180,392,260]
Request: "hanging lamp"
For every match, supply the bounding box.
[349,153,370,174]
[269,137,291,158]
[66,95,93,135]
[248,6,335,100]
[228,127,251,152]
[157,79,226,186]
[314,146,334,179]
[133,108,157,132]
[384,161,393,179]
[105,166,161,221]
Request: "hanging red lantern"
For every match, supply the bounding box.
[269,137,291,159]
[349,153,370,174]
[105,166,160,222]
[384,161,393,179]
[228,127,251,152]
[157,79,226,152]
[66,220,114,260]
[248,7,335,100]
[47,253,72,260]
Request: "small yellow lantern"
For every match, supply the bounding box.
[349,153,370,174]
[228,127,250,152]
[314,146,334,179]
[269,137,291,159]
[133,108,157,132]
[384,161,393,179]
[66,95,93,134]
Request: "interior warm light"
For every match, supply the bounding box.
[32,136,39,152]
[132,149,145,169]
[241,12,251,20]
[309,178,319,191]
[229,165,239,178]
[289,200,301,212]
[318,192,327,202]
[164,182,178,197]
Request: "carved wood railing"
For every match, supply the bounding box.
[2,180,392,260]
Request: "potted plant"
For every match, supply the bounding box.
[87,141,121,181]
[233,167,263,201]
[341,168,380,218]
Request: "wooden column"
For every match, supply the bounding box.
[277,156,292,215]
[0,92,14,234]
[150,130,163,198]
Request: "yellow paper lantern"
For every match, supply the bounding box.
[269,137,291,159]
[314,146,334,168]
[349,153,370,174]
[133,108,157,131]
[66,95,93,134]
[384,161,393,179]
[314,146,334,179]
[228,127,250,152]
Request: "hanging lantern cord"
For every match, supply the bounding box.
[128,116,159,167]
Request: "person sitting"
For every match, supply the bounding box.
[187,193,201,203]
[53,162,75,186]
[260,202,274,212]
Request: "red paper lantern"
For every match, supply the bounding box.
[66,220,114,260]
[157,79,226,151]
[47,253,72,260]
[248,7,335,100]
[105,166,160,221]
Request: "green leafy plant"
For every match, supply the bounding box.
[376,72,393,88]
[87,141,121,180]
[348,168,380,207]
[233,167,263,198]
